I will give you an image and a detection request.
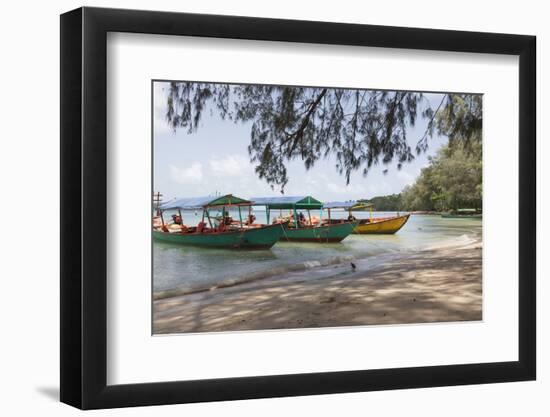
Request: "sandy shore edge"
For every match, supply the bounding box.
[153,239,482,334]
[154,234,480,300]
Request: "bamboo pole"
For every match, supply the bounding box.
[205,209,213,228]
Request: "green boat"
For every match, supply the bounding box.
[153,194,285,249]
[441,208,482,219]
[251,196,358,243]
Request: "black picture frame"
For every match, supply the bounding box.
[60,6,536,410]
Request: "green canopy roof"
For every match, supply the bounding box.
[251,196,323,210]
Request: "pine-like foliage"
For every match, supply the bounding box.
[165,82,482,193]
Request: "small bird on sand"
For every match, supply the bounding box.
[351,262,356,270]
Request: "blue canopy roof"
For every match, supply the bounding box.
[250,196,323,209]
[324,201,373,210]
[160,194,250,210]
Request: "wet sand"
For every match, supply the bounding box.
[153,243,482,334]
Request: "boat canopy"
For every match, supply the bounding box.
[251,196,323,210]
[323,201,373,210]
[160,194,251,210]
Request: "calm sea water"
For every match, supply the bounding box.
[153,212,482,292]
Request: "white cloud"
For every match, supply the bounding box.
[209,155,250,177]
[170,162,203,184]
[304,174,320,187]
[396,170,415,186]
[326,181,366,195]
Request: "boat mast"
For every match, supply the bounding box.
[153,191,163,216]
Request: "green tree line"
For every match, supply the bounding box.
[400,141,482,211]
[363,137,482,212]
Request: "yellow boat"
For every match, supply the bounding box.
[353,214,410,234]
[323,201,410,235]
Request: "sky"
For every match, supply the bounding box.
[153,81,449,202]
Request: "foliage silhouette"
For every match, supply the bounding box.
[165,82,482,193]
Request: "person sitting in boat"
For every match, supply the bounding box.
[246,214,256,225]
[285,213,295,227]
[223,213,233,225]
[347,213,357,221]
[172,214,183,225]
[197,221,206,233]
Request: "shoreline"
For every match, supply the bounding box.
[153,239,482,334]
[153,233,480,300]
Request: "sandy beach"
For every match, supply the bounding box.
[153,241,482,334]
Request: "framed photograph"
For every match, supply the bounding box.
[60,7,536,409]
